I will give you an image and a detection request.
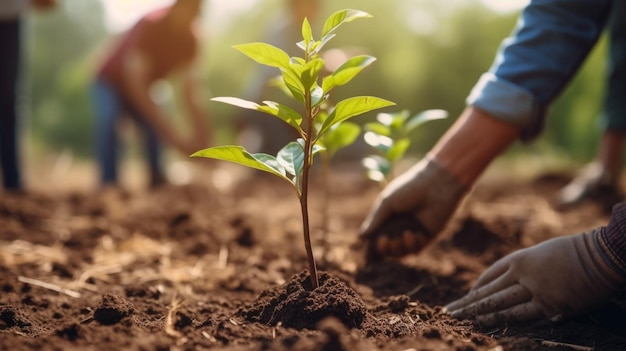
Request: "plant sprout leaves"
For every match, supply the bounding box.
[301,17,313,50]
[282,69,306,103]
[322,55,376,93]
[405,109,448,133]
[234,43,291,71]
[361,155,390,182]
[322,122,361,156]
[258,101,303,130]
[211,96,259,110]
[211,97,303,131]
[363,131,392,154]
[364,122,391,137]
[191,145,293,185]
[277,141,304,178]
[318,96,395,138]
[321,9,372,39]
[387,138,410,162]
[296,138,326,157]
[312,33,336,55]
[311,86,325,107]
[300,58,324,89]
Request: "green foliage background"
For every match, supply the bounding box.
[24,0,607,164]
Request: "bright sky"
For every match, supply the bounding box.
[100,0,529,33]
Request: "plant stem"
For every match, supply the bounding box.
[301,61,319,289]
[300,162,318,289]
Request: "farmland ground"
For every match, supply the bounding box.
[1,163,625,351]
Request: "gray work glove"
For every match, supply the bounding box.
[360,157,467,259]
[444,230,626,327]
[558,162,622,209]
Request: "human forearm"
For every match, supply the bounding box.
[429,106,520,187]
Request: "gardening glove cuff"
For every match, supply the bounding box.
[547,230,626,319]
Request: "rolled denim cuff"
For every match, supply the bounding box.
[466,73,545,141]
[596,203,626,282]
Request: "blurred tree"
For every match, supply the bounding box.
[28,0,107,157]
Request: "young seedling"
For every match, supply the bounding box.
[192,9,394,289]
[361,109,447,186]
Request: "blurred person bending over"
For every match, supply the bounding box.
[93,0,210,187]
[360,0,626,326]
[0,0,56,191]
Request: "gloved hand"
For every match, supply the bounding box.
[558,162,623,209]
[444,230,626,327]
[360,157,467,259]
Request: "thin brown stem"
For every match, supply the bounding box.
[301,63,319,289]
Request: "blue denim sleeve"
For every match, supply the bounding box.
[467,0,612,140]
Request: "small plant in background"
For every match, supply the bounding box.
[361,109,447,186]
[316,114,361,252]
[192,9,395,289]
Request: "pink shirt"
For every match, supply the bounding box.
[98,6,197,91]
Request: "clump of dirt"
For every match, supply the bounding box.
[0,305,33,331]
[364,213,431,262]
[239,271,372,331]
[93,293,135,325]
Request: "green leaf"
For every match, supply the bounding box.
[389,110,411,132]
[313,33,336,55]
[258,101,303,131]
[318,96,395,138]
[361,155,390,182]
[363,131,392,154]
[322,55,376,93]
[277,141,304,177]
[211,97,302,132]
[405,109,448,133]
[282,69,306,103]
[296,138,326,157]
[301,17,313,49]
[234,43,291,71]
[323,122,361,156]
[364,122,391,137]
[191,146,292,184]
[311,86,325,107]
[387,138,410,162]
[321,9,372,38]
[300,58,324,89]
[211,96,259,110]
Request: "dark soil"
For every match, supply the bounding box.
[1,165,625,351]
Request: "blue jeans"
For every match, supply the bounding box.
[92,78,164,185]
[0,18,22,190]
